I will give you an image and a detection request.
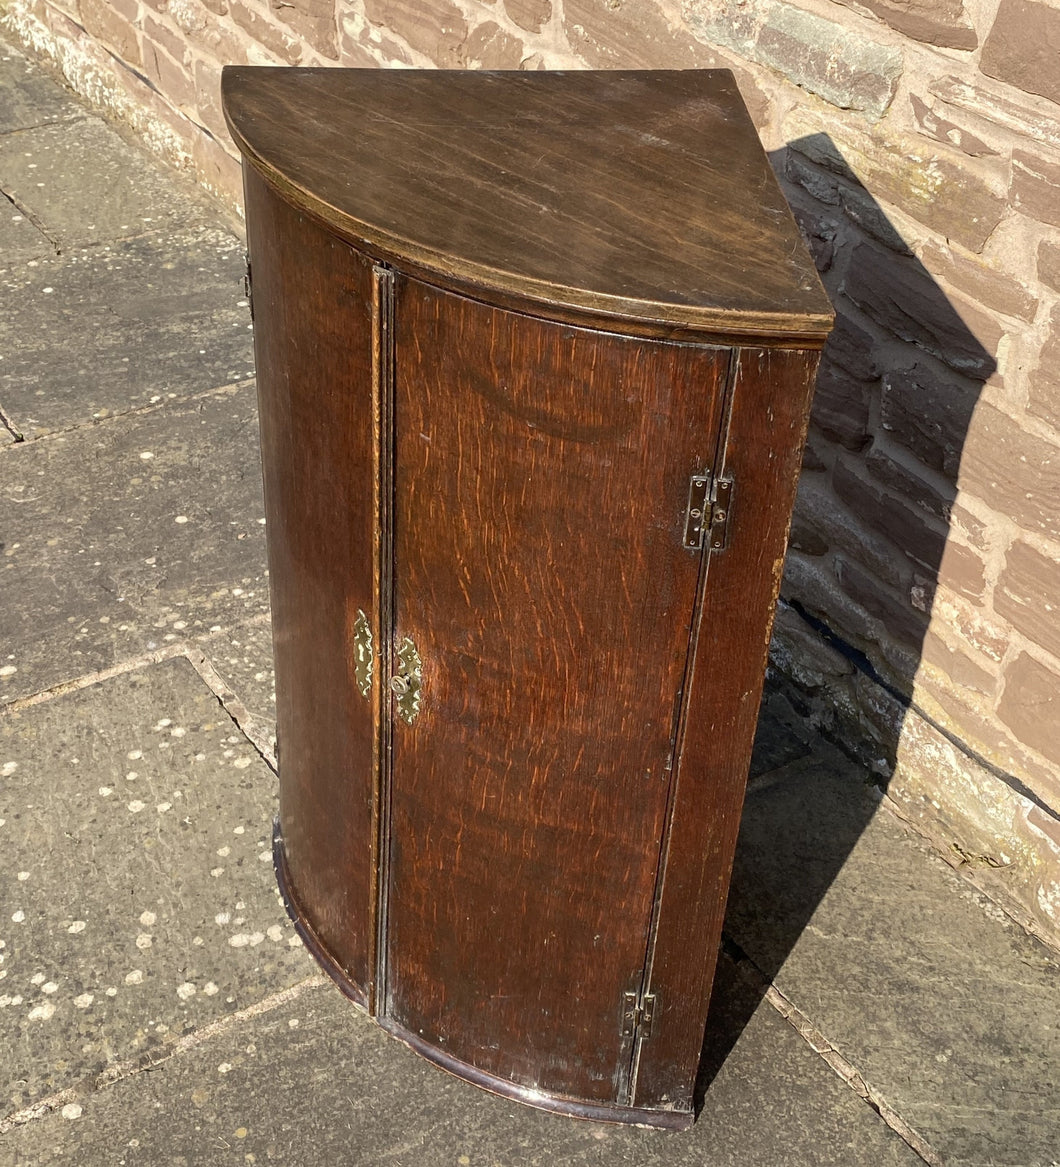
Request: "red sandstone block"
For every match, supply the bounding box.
[982,0,1060,108]
[230,0,303,63]
[961,402,1060,539]
[999,651,1060,768]
[79,0,142,67]
[997,538,1060,662]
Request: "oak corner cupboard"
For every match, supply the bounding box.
[221,66,833,1130]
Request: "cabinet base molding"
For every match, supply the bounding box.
[274,820,693,1130]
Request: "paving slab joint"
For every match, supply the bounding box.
[0,976,327,1135]
[186,644,277,772]
[0,170,61,254]
[719,935,944,1167]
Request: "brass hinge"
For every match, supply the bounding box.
[243,252,254,321]
[683,472,733,552]
[621,990,656,1039]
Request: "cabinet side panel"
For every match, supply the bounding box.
[635,347,822,1111]
[245,166,379,995]
[386,280,729,1105]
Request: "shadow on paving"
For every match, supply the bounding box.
[694,138,1060,1165]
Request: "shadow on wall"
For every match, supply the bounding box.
[695,132,997,1102]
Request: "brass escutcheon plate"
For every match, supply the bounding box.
[394,636,422,724]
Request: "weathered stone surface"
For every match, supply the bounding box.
[0,117,215,249]
[879,361,981,480]
[909,94,997,158]
[0,28,83,131]
[865,447,954,526]
[833,455,950,572]
[192,57,228,143]
[268,0,339,58]
[809,361,873,451]
[834,556,928,646]
[0,227,254,437]
[999,652,1060,768]
[949,499,989,552]
[789,200,839,272]
[769,601,855,693]
[844,245,1000,379]
[564,0,777,128]
[996,538,1060,662]
[0,201,52,262]
[684,0,902,120]
[194,618,276,729]
[920,630,996,697]
[792,475,906,587]
[890,698,1060,933]
[960,402,1060,539]
[931,75,1060,154]
[504,0,551,34]
[363,0,468,64]
[784,151,843,208]
[919,240,1037,323]
[1028,306,1060,431]
[142,11,188,67]
[728,762,1060,1164]
[833,0,976,48]
[936,538,987,603]
[77,0,143,67]
[463,19,525,68]
[170,0,248,68]
[142,38,196,112]
[1028,805,1060,850]
[0,657,315,1115]
[1039,241,1060,292]
[1012,149,1060,231]
[4,954,925,1165]
[932,588,1009,665]
[786,120,1006,254]
[0,383,269,703]
[229,0,303,63]
[825,311,880,382]
[981,0,1060,108]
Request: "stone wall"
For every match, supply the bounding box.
[3,0,1059,946]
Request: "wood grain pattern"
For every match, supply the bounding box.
[222,68,833,343]
[225,68,835,1128]
[245,167,380,999]
[385,278,729,1104]
[633,346,823,1112]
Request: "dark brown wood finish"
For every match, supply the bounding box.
[244,166,381,999]
[225,67,834,1129]
[633,347,823,1112]
[385,279,729,1104]
[222,68,833,343]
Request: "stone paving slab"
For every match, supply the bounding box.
[4,953,923,1167]
[0,227,254,438]
[0,39,83,133]
[194,619,276,730]
[0,383,268,703]
[0,656,315,1119]
[726,759,1060,1166]
[0,202,52,266]
[0,117,217,250]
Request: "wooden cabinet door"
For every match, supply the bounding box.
[383,279,730,1104]
[245,169,381,1000]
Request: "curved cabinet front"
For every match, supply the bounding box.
[228,66,832,1129]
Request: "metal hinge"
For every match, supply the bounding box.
[683,472,733,552]
[243,252,254,321]
[621,990,656,1039]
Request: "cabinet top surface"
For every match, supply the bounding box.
[222,67,833,340]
